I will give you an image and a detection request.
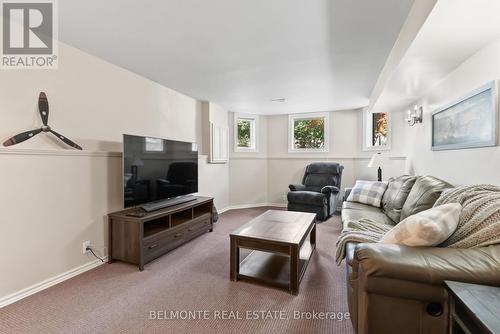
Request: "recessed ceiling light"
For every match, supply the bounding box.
[271,98,286,103]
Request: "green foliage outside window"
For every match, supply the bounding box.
[293,118,325,149]
[237,119,252,148]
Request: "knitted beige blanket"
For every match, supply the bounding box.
[335,218,392,264]
[434,184,500,248]
[335,184,500,264]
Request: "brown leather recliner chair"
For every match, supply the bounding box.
[342,176,500,334]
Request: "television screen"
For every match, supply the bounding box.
[123,134,198,208]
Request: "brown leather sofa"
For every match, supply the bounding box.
[341,175,500,334]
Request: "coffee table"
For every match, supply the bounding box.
[229,210,316,295]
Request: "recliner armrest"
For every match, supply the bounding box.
[157,179,170,185]
[289,184,306,191]
[354,243,500,286]
[321,185,340,194]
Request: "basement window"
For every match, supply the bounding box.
[289,112,329,152]
[234,113,258,152]
[363,111,391,151]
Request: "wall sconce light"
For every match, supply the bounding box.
[406,105,423,126]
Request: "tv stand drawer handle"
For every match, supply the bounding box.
[174,233,182,238]
[148,244,158,250]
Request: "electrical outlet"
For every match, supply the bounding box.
[82,240,91,254]
[282,194,287,201]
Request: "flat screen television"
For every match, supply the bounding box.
[123,134,198,208]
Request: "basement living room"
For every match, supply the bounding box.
[1,1,500,334]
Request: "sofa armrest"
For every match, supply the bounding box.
[289,184,306,191]
[321,185,339,194]
[354,243,500,286]
[344,187,352,201]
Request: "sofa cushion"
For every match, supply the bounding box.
[346,180,387,207]
[380,203,462,246]
[382,175,417,223]
[400,176,452,221]
[342,201,382,213]
[287,191,326,206]
[341,208,396,230]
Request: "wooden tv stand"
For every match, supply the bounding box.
[108,196,214,271]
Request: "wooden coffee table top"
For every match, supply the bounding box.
[230,210,316,245]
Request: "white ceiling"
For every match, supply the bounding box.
[371,0,500,113]
[58,0,414,115]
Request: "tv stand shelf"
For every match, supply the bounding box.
[108,196,214,271]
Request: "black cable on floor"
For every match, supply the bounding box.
[87,247,105,263]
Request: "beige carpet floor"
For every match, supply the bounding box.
[0,207,354,334]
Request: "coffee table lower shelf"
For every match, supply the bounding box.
[229,210,317,295]
[236,241,314,293]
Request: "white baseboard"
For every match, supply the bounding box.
[219,202,287,213]
[0,256,107,308]
[221,203,343,214]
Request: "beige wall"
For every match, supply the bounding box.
[228,113,268,206]
[0,42,229,303]
[229,158,268,205]
[393,37,500,185]
[228,110,407,206]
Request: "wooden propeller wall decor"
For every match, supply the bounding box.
[2,92,82,150]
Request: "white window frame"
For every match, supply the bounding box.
[234,113,258,152]
[288,112,330,153]
[362,109,391,151]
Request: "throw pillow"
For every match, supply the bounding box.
[400,176,453,221]
[346,180,387,208]
[382,175,417,223]
[379,203,462,246]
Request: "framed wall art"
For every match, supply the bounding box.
[432,81,498,151]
